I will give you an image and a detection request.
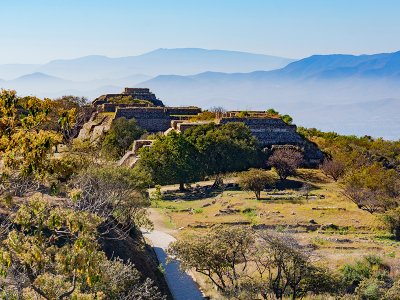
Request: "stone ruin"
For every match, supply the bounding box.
[92,88,164,107]
[78,88,324,167]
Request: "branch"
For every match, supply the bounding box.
[59,268,77,299]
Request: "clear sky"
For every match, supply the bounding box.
[1,0,400,64]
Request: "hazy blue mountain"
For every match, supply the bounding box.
[0,64,40,80]
[278,51,400,79]
[17,48,292,81]
[139,51,400,139]
[1,73,72,94]
[1,49,400,138]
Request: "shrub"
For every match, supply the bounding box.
[101,117,144,160]
[382,207,400,240]
[340,255,390,293]
[238,169,275,199]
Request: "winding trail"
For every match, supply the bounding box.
[142,209,204,300]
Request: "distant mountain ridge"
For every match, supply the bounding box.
[0,48,294,81]
[1,49,400,138]
[137,51,400,139]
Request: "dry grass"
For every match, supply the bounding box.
[153,169,400,272]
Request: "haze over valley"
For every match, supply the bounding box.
[1,48,400,139]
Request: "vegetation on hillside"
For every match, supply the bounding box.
[0,90,167,299]
[1,88,399,299]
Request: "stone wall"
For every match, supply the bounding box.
[166,107,202,116]
[219,117,323,166]
[115,107,172,132]
[101,103,150,112]
[219,117,303,145]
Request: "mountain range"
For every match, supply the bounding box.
[0,48,399,139]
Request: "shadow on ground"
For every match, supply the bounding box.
[162,183,240,201]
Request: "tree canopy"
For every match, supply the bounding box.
[137,131,201,190]
[184,122,260,180]
[101,117,145,160]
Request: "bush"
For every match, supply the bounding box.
[238,169,275,199]
[341,255,390,293]
[382,207,400,240]
[101,117,144,160]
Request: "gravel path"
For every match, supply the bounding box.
[142,209,204,300]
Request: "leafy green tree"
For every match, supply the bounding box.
[281,114,293,125]
[184,122,259,186]
[101,117,145,160]
[238,169,275,199]
[137,131,201,191]
[0,194,104,298]
[341,255,392,295]
[266,108,280,116]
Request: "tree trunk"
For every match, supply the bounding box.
[212,175,223,189]
[179,182,185,191]
[395,226,400,241]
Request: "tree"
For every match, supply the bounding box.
[343,164,400,214]
[320,158,345,181]
[168,226,255,295]
[341,255,392,295]
[266,108,280,117]
[382,207,400,241]
[45,95,92,144]
[281,114,293,125]
[137,131,201,191]
[268,148,304,180]
[101,117,145,160]
[0,90,62,177]
[70,165,153,236]
[0,194,105,298]
[238,169,275,199]
[184,122,260,187]
[255,232,337,300]
[168,226,336,300]
[0,195,164,299]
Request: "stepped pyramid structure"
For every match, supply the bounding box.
[78,88,324,167]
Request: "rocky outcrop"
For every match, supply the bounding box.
[77,112,115,142]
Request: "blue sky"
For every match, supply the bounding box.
[1,0,400,63]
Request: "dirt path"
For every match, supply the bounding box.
[142,209,204,300]
[148,208,177,235]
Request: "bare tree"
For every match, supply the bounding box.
[320,159,345,181]
[343,187,390,214]
[168,227,336,299]
[268,148,304,180]
[69,166,153,239]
